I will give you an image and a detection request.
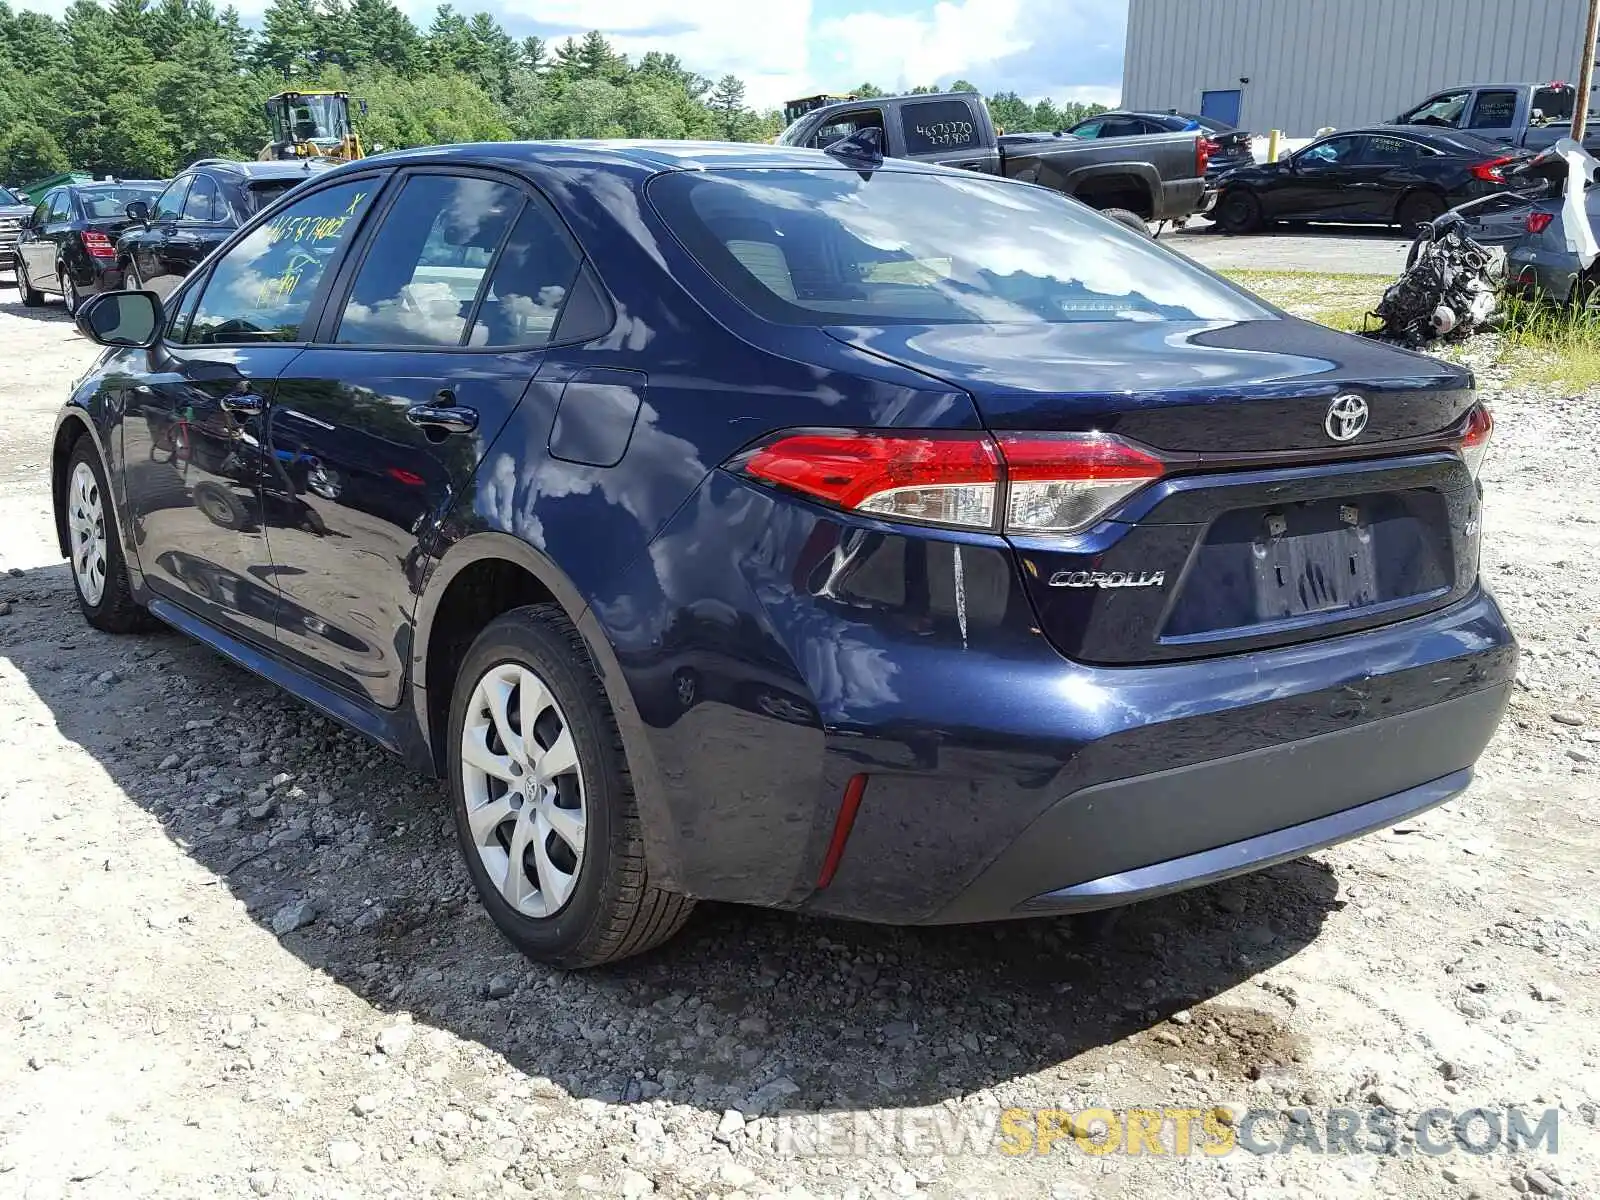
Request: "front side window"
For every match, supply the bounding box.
[1298,136,1362,166]
[335,175,520,347]
[900,100,981,155]
[649,167,1269,326]
[185,177,375,345]
[154,177,190,222]
[1401,91,1468,128]
[809,109,885,149]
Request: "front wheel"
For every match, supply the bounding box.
[1214,189,1263,234]
[63,438,152,633]
[17,259,44,307]
[447,606,694,967]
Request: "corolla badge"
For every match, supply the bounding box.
[1049,570,1166,589]
[1325,394,1370,442]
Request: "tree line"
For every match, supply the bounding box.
[0,0,1109,186]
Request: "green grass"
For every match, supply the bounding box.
[1221,268,1600,392]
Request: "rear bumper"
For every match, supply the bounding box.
[1156,177,1209,221]
[930,682,1506,923]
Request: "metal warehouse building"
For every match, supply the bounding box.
[1122,0,1594,136]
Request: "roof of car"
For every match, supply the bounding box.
[186,158,340,181]
[350,139,959,175]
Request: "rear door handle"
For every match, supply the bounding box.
[406,401,478,435]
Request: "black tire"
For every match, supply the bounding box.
[63,437,153,633]
[192,481,251,531]
[1397,191,1447,236]
[60,270,80,316]
[447,606,695,967]
[1214,189,1263,235]
[17,260,45,307]
[1100,207,1152,238]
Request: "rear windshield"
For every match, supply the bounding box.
[78,186,162,219]
[649,167,1268,326]
[248,180,299,212]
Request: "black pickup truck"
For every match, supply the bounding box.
[775,92,1211,223]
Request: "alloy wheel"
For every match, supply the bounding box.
[62,273,79,315]
[459,660,587,919]
[68,460,108,606]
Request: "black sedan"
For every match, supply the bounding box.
[15,181,166,312]
[1212,127,1525,235]
[118,159,332,298]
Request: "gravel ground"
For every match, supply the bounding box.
[0,280,1596,1200]
[1164,223,1411,276]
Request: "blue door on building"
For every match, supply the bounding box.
[1201,89,1242,127]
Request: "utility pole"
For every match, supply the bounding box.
[1574,0,1600,142]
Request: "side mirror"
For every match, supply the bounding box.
[76,290,162,349]
[126,199,150,222]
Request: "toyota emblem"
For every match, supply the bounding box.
[1325,394,1369,442]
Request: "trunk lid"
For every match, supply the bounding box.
[827,317,1483,664]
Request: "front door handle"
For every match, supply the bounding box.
[406,402,478,435]
[220,386,262,416]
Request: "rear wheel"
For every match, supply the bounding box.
[447,606,695,967]
[17,260,44,307]
[123,259,143,291]
[1214,189,1263,234]
[1100,207,1152,238]
[1397,191,1447,236]
[60,270,81,316]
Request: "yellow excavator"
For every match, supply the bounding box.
[260,90,365,162]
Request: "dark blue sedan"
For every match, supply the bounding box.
[53,140,1514,966]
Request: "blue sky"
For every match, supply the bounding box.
[18,0,1129,111]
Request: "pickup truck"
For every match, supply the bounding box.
[775,91,1211,223]
[1386,81,1600,154]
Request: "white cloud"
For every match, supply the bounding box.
[490,0,815,109]
[813,0,1027,95]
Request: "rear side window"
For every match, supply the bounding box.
[183,175,223,221]
[900,100,981,154]
[185,178,375,344]
[48,191,73,221]
[468,199,583,347]
[1468,90,1518,129]
[336,175,520,347]
[1533,87,1576,122]
[649,167,1268,326]
[1362,135,1419,164]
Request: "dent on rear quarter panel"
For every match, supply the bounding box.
[438,155,991,895]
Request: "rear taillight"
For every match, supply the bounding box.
[735,430,1167,535]
[1470,156,1516,183]
[1197,137,1218,175]
[82,231,115,258]
[1458,404,1494,478]
[1526,211,1556,234]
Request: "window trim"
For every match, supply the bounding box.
[167,170,394,350]
[307,164,611,354]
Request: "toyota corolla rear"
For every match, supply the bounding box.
[635,161,1516,924]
